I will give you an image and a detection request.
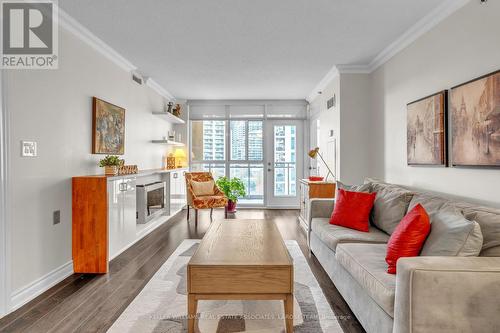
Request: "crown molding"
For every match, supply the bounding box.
[146,78,175,101]
[306,66,339,102]
[307,0,470,100]
[367,0,470,72]
[58,7,176,101]
[58,8,136,72]
[336,64,372,74]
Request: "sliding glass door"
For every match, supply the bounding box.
[265,120,303,208]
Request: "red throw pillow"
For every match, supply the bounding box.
[385,204,430,274]
[329,189,376,232]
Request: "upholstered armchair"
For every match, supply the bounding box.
[184,172,228,224]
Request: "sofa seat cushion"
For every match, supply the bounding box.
[311,218,390,253]
[336,243,396,317]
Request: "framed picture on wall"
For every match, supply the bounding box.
[407,90,448,166]
[92,97,125,155]
[450,70,500,167]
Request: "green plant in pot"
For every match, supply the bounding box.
[98,155,123,175]
[215,176,246,213]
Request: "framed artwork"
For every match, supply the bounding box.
[451,70,500,167]
[407,90,448,166]
[92,97,125,155]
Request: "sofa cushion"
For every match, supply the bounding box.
[191,180,215,196]
[408,193,450,215]
[336,243,396,317]
[329,189,376,232]
[311,218,389,253]
[386,204,431,274]
[421,207,483,256]
[370,183,414,235]
[462,208,500,256]
[336,180,371,193]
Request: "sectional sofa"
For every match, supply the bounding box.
[308,178,500,333]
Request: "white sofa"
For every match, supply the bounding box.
[308,180,500,333]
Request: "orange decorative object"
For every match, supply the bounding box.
[118,165,138,175]
[166,155,176,169]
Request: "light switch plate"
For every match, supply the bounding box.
[21,141,37,157]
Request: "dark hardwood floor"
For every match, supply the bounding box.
[0,209,364,333]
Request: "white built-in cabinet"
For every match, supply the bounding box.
[108,177,137,260]
[169,169,187,214]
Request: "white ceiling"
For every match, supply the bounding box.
[59,0,447,100]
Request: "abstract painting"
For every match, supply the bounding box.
[92,97,125,154]
[407,91,447,165]
[451,70,500,166]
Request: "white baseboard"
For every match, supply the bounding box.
[9,261,73,312]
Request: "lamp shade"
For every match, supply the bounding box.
[308,147,319,159]
[173,148,186,158]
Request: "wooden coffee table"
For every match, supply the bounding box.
[187,219,294,332]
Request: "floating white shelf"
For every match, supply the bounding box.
[151,140,185,146]
[152,112,185,124]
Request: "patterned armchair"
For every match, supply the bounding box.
[185,172,228,224]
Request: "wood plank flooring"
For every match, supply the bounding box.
[0,209,365,333]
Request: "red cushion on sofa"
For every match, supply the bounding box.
[329,189,376,232]
[385,204,430,274]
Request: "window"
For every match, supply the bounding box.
[229,120,263,204]
[248,121,263,160]
[191,120,226,162]
[273,125,296,196]
[230,121,246,160]
[190,119,264,204]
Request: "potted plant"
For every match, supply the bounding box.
[98,155,123,175]
[215,176,247,213]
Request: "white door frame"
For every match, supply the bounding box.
[0,69,9,316]
[265,119,304,209]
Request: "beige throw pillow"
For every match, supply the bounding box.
[191,180,215,196]
[421,207,483,257]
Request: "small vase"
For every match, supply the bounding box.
[104,165,118,176]
[227,199,237,213]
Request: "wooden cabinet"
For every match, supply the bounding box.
[72,176,136,273]
[298,179,335,231]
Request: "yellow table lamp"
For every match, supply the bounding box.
[308,147,335,181]
[173,148,186,168]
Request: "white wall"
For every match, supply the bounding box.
[339,73,380,184]
[371,0,500,207]
[5,27,176,301]
[309,73,381,184]
[309,76,341,180]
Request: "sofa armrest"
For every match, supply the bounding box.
[307,199,335,248]
[308,198,335,220]
[394,256,500,333]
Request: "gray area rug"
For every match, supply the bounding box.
[108,240,343,332]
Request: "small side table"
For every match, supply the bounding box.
[298,179,335,231]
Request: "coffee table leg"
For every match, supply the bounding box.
[284,293,294,332]
[188,294,197,333]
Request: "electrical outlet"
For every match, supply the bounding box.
[21,141,37,157]
[53,210,61,225]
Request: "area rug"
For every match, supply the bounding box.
[108,240,343,332]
